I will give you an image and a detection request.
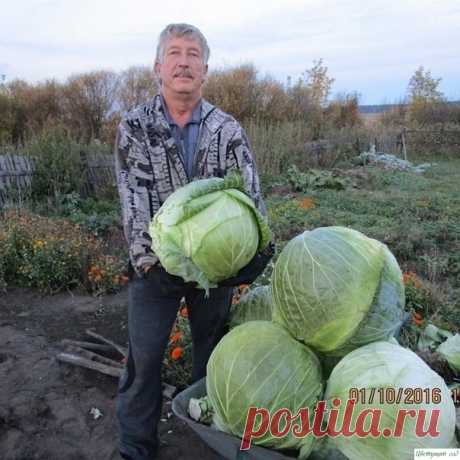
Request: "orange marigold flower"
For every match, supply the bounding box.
[180,307,188,318]
[298,197,315,210]
[412,312,424,326]
[170,332,183,344]
[402,271,422,289]
[171,347,183,360]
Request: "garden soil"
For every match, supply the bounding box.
[0,287,221,460]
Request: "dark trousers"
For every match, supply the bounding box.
[116,272,233,460]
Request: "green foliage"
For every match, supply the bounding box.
[61,194,121,237]
[87,255,127,296]
[0,218,31,290]
[244,119,311,175]
[19,238,84,293]
[286,165,351,191]
[403,272,438,318]
[161,301,193,389]
[266,159,460,338]
[407,66,444,103]
[0,210,126,295]
[407,66,446,127]
[268,197,312,241]
[28,126,84,201]
[302,58,335,106]
[31,192,121,238]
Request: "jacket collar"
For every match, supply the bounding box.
[151,94,218,132]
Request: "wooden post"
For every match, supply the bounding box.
[401,128,408,161]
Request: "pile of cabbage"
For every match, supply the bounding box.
[150,181,458,458]
[207,227,458,459]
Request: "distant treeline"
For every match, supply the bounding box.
[1,62,459,157]
[360,100,460,114]
[0,62,362,147]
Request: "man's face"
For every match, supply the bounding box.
[155,36,208,99]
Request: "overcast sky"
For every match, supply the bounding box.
[1,0,459,104]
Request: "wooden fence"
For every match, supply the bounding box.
[360,128,460,160]
[0,153,116,208]
[403,129,460,157]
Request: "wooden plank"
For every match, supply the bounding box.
[85,329,127,357]
[64,344,124,369]
[56,352,123,378]
[60,339,114,353]
[401,129,408,161]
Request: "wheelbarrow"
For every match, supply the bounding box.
[172,377,298,460]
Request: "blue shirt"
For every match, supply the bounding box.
[160,95,202,178]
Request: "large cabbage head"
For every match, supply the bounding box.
[271,226,406,356]
[437,334,460,373]
[149,174,271,292]
[229,285,273,329]
[206,321,323,458]
[324,341,457,460]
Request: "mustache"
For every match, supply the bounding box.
[174,70,193,78]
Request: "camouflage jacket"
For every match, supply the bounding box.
[114,94,266,274]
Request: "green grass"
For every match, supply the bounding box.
[265,159,460,331]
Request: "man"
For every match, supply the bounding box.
[115,23,272,460]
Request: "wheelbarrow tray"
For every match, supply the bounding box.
[172,377,298,460]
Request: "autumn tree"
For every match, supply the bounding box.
[303,58,335,107]
[117,66,157,112]
[256,77,290,122]
[27,79,63,135]
[286,59,336,138]
[286,77,314,121]
[62,70,119,143]
[325,92,362,129]
[407,66,444,102]
[0,79,12,144]
[6,79,31,147]
[204,64,264,120]
[407,66,446,126]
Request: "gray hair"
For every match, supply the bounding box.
[155,23,210,65]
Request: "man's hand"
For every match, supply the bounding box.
[143,264,154,275]
[142,262,186,287]
[218,242,275,287]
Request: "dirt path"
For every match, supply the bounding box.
[0,288,221,460]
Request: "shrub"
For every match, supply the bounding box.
[87,255,128,296]
[27,126,84,202]
[0,210,126,295]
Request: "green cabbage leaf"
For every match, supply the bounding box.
[325,341,457,460]
[437,334,460,374]
[229,285,273,329]
[150,174,271,292]
[272,226,405,356]
[206,321,323,457]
